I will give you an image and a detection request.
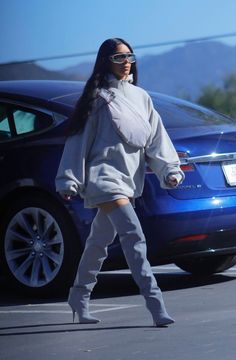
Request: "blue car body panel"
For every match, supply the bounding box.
[1,80,236,270]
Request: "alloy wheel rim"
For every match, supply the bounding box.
[4,207,64,288]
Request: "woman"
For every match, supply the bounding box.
[55,38,184,327]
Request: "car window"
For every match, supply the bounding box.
[0,104,11,140]
[13,110,36,134]
[12,107,53,135]
[151,94,235,128]
[0,103,54,142]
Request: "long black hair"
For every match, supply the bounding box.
[67,38,138,135]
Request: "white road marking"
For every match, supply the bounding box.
[21,303,137,307]
[91,305,140,314]
[0,304,140,315]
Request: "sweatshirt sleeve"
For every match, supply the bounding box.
[55,115,97,197]
[145,96,185,189]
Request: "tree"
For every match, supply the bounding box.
[197,74,236,119]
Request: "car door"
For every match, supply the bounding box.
[0,101,54,196]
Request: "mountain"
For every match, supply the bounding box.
[1,41,236,100]
[0,62,80,81]
[62,61,93,80]
[137,41,236,99]
[60,41,236,99]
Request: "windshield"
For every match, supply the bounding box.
[152,93,235,129]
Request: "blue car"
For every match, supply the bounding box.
[1,80,236,297]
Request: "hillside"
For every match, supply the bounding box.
[1,41,236,99]
[61,41,236,99]
[0,62,81,81]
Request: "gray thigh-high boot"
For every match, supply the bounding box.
[68,209,117,323]
[106,203,174,327]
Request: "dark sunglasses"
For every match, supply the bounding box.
[109,53,136,64]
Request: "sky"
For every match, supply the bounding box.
[1,0,236,71]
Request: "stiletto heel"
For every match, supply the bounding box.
[145,295,175,327]
[153,317,175,327]
[68,287,100,324]
[72,309,75,323]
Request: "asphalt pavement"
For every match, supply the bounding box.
[1,265,236,360]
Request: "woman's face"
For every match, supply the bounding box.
[109,43,133,80]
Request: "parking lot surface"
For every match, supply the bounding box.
[1,265,236,360]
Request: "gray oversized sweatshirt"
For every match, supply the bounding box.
[55,74,184,208]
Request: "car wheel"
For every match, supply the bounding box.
[175,255,236,275]
[0,193,81,297]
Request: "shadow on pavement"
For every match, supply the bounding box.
[0,323,165,337]
[93,271,236,299]
[1,270,236,305]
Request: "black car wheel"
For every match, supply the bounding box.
[0,192,81,297]
[175,254,236,275]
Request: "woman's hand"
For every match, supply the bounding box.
[165,174,180,188]
[59,192,72,200]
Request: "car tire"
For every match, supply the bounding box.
[175,254,236,275]
[0,192,82,297]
